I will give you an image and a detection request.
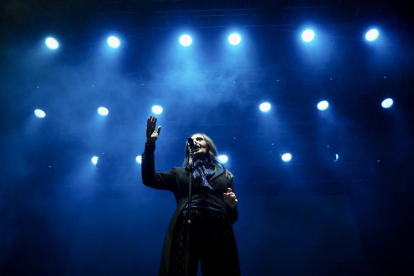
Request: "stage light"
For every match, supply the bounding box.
[45,37,59,50]
[259,102,271,112]
[91,156,99,165]
[34,109,46,118]
[107,36,120,48]
[365,29,379,41]
[136,155,142,164]
[302,30,315,42]
[218,155,228,163]
[317,101,329,111]
[381,98,393,109]
[228,33,241,45]
[97,107,109,116]
[152,105,163,114]
[179,35,192,46]
[282,153,292,162]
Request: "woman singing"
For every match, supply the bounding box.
[142,115,240,276]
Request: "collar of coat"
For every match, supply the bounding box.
[210,165,224,182]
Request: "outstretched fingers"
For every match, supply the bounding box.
[147,115,157,135]
[146,115,161,142]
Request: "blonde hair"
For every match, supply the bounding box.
[182,133,233,179]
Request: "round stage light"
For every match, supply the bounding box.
[317,101,329,111]
[98,107,109,116]
[34,109,46,118]
[179,35,192,46]
[381,98,393,109]
[152,105,163,114]
[228,33,241,45]
[259,102,271,112]
[45,37,59,50]
[282,153,292,162]
[218,155,228,163]
[91,156,99,165]
[136,155,142,164]
[365,29,379,41]
[107,36,120,48]
[302,30,315,42]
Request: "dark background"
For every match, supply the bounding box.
[1,1,413,275]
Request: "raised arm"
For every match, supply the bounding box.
[141,115,176,191]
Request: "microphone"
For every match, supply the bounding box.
[187,137,195,151]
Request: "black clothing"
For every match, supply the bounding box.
[184,194,222,212]
[141,143,240,276]
[169,208,240,276]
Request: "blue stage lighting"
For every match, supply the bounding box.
[152,105,163,114]
[136,155,142,164]
[259,102,271,112]
[228,33,241,45]
[282,153,292,162]
[317,101,329,111]
[91,156,99,165]
[107,36,120,48]
[381,98,393,109]
[98,107,109,116]
[34,109,46,118]
[302,30,315,42]
[365,29,379,41]
[45,37,59,50]
[218,155,228,163]
[179,35,192,46]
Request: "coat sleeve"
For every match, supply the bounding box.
[141,143,177,192]
[226,177,239,224]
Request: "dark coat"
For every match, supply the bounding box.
[141,151,238,276]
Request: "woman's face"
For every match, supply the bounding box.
[189,134,209,160]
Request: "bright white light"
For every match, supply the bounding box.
[45,37,59,50]
[365,29,379,41]
[334,154,339,162]
[218,155,228,163]
[98,107,109,116]
[228,33,241,45]
[107,36,120,48]
[282,153,292,162]
[136,155,142,164]
[152,105,163,114]
[381,98,393,109]
[179,35,192,46]
[91,156,99,165]
[302,30,315,42]
[34,109,46,118]
[317,101,329,111]
[259,102,271,112]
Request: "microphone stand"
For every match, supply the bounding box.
[185,150,194,276]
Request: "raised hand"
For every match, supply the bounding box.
[223,188,238,209]
[146,115,161,143]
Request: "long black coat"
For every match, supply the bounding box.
[141,151,239,276]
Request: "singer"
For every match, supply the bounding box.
[142,115,240,276]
